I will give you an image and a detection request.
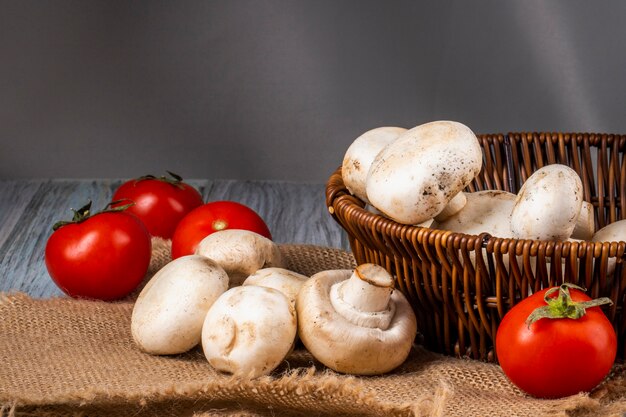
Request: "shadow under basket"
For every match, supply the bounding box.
[325,132,626,363]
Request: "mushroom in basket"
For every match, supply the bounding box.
[342,126,407,204]
[365,120,482,225]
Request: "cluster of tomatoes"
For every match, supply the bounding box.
[44,172,271,301]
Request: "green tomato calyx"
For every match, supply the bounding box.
[525,283,612,328]
[135,171,185,189]
[52,200,134,231]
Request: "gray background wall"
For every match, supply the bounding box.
[2,0,626,182]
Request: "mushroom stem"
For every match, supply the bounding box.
[337,264,394,313]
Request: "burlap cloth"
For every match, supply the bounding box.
[1,239,625,417]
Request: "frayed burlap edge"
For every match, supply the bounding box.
[3,375,625,417]
[1,363,424,417]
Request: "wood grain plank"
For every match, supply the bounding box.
[0,181,43,250]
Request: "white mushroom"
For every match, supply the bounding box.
[592,220,626,244]
[297,264,417,375]
[366,120,482,225]
[195,229,284,286]
[572,201,595,240]
[242,267,308,307]
[592,220,626,275]
[201,285,297,379]
[433,190,516,238]
[435,191,585,273]
[342,126,407,204]
[131,255,229,355]
[511,164,583,241]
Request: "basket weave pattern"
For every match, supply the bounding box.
[326,132,626,362]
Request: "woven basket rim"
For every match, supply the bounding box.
[472,131,626,142]
[326,165,626,260]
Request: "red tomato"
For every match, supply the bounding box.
[45,201,152,300]
[495,285,616,398]
[112,172,203,239]
[171,201,272,259]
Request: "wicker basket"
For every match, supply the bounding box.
[326,132,626,362]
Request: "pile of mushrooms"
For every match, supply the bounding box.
[342,121,598,245]
[131,228,418,378]
[431,164,593,242]
[345,121,483,225]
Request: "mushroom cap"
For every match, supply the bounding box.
[434,190,516,238]
[366,120,482,225]
[296,269,417,375]
[202,285,297,379]
[242,267,308,307]
[195,229,284,286]
[592,219,626,275]
[342,126,407,204]
[592,219,626,243]
[131,255,229,355]
[511,164,583,241]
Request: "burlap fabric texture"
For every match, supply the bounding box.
[1,239,625,417]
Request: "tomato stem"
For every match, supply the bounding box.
[105,199,135,213]
[134,171,185,189]
[52,200,135,231]
[525,283,612,328]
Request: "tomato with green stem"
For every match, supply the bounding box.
[45,201,152,300]
[495,283,616,398]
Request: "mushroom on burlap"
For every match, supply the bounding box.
[297,263,417,375]
[201,285,297,379]
[195,229,284,286]
[366,120,482,225]
[242,267,308,307]
[131,255,229,355]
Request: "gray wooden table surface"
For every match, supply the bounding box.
[0,179,351,298]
